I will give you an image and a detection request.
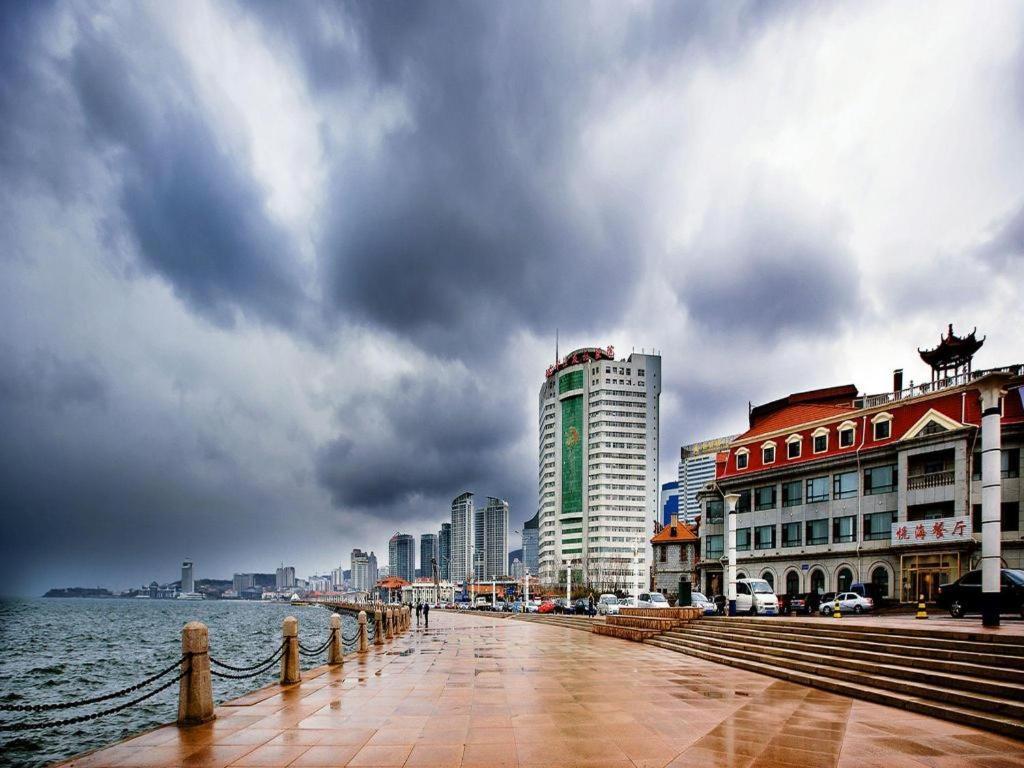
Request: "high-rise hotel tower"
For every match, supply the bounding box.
[537,346,661,590]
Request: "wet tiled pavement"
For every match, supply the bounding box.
[63,611,1024,768]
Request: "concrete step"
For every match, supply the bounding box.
[606,615,683,630]
[711,617,1024,655]
[644,636,1024,742]
[652,633,1024,721]
[619,607,703,620]
[509,614,597,632]
[675,626,1024,684]
[661,628,1024,699]
[593,624,661,641]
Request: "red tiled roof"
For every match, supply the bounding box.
[651,522,698,543]
[736,403,856,442]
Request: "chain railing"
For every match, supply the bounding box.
[0,610,380,733]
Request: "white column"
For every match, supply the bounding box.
[724,493,741,616]
[978,375,1009,627]
[524,569,530,605]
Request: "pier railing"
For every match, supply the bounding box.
[0,605,410,733]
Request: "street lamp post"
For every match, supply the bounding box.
[724,492,741,617]
[978,373,1012,628]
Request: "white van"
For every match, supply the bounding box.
[735,578,779,615]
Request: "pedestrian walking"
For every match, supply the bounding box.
[423,602,430,628]
[415,602,422,626]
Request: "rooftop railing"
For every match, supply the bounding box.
[854,365,1023,410]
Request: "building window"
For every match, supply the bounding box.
[754,485,777,511]
[832,515,855,543]
[735,449,749,470]
[782,522,801,547]
[782,481,802,507]
[972,451,981,480]
[787,435,802,459]
[659,546,666,562]
[833,471,858,500]
[806,476,828,503]
[873,413,893,440]
[754,525,776,550]
[871,566,890,598]
[813,428,828,454]
[736,528,751,551]
[864,464,897,494]
[705,535,723,559]
[836,567,853,592]
[786,570,800,595]
[1003,449,1020,479]
[761,571,775,591]
[809,568,826,594]
[737,489,751,513]
[806,519,828,545]
[863,511,894,540]
[839,423,855,448]
[972,502,1021,532]
[762,444,776,464]
[705,499,724,524]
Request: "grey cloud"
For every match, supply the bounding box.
[678,199,860,339]
[0,348,108,412]
[977,201,1024,268]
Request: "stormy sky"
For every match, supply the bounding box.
[2,1,1022,596]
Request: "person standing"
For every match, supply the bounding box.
[415,601,422,626]
[423,601,430,628]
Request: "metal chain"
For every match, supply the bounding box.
[209,640,288,672]
[298,630,335,656]
[0,665,189,732]
[0,655,190,713]
[209,645,285,680]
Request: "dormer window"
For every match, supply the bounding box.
[838,420,856,448]
[812,427,829,454]
[735,447,750,470]
[786,434,802,459]
[872,412,893,441]
[762,442,776,465]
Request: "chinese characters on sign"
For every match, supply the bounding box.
[891,515,972,546]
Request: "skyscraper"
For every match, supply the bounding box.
[438,522,452,581]
[351,549,371,592]
[181,560,194,594]
[537,346,661,590]
[275,566,296,591]
[678,435,737,523]
[419,533,438,579]
[482,497,509,580]
[450,492,474,584]
[521,512,539,575]
[388,533,416,583]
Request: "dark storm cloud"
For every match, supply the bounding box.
[678,198,860,339]
[316,369,526,510]
[0,348,108,412]
[977,201,1024,267]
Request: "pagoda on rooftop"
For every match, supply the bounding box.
[918,323,985,382]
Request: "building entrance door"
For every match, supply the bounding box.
[900,551,963,602]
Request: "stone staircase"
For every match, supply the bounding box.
[508,614,600,632]
[644,617,1024,740]
[593,607,703,642]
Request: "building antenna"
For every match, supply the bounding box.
[555,328,559,364]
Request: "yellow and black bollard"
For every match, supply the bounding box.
[833,599,841,619]
[916,594,928,619]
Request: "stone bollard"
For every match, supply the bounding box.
[178,622,215,726]
[387,608,395,640]
[374,608,384,646]
[328,613,343,666]
[280,616,301,684]
[403,606,410,631]
[358,610,369,653]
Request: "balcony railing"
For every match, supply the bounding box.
[854,364,1023,409]
[907,470,955,490]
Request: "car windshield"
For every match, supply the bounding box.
[600,596,618,604]
[650,593,668,602]
[750,582,774,594]
[691,593,708,602]
[1005,570,1024,585]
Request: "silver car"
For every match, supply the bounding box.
[597,594,620,615]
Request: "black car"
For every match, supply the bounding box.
[780,593,812,615]
[937,568,1024,618]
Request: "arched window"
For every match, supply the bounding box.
[837,567,853,593]
[786,571,800,595]
[736,571,747,581]
[810,568,825,595]
[871,566,890,598]
[761,571,775,591]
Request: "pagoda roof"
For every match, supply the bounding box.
[918,324,984,368]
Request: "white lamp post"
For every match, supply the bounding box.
[978,373,1012,627]
[565,563,571,605]
[724,492,741,616]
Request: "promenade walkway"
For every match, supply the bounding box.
[62,611,1023,768]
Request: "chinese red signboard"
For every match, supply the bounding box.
[891,515,971,546]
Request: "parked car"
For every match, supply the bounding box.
[779,593,812,615]
[619,596,638,608]
[526,599,541,613]
[474,597,490,610]
[735,578,779,615]
[937,568,1024,618]
[572,599,592,615]
[819,592,874,615]
[638,591,671,609]
[597,594,620,615]
[689,592,717,615]
[537,600,556,614]
[553,598,571,614]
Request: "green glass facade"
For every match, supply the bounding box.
[558,369,583,394]
[560,394,583,515]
